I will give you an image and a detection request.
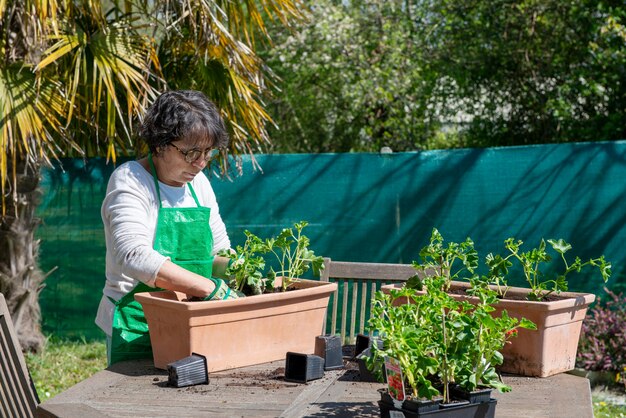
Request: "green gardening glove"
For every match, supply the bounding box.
[202,278,240,301]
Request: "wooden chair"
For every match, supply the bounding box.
[319,258,416,343]
[0,293,40,418]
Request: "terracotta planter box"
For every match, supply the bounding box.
[381,282,595,377]
[135,278,337,371]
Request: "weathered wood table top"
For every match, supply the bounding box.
[35,357,593,418]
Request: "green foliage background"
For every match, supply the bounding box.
[262,0,626,153]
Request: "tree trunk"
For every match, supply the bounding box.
[0,157,46,353]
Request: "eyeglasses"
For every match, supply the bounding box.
[169,143,219,163]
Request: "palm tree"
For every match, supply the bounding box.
[0,0,305,352]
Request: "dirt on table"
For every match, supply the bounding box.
[220,367,299,390]
[177,354,368,393]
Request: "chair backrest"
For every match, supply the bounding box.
[0,293,39,418]
[320,258,416,343]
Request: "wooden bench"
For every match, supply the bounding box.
[319,259,416,343]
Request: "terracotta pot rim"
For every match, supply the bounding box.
[381,281,596,310]
[135,278,337,312]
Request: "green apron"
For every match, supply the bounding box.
[108,154,213,365]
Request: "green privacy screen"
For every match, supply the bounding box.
[36,141,626,340]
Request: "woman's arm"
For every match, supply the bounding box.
[154,260,216,297]
[103,164,167,286]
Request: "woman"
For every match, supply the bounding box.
[95,90,238,365]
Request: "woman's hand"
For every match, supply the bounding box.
[211,254,234,279]
[202,279,239,300]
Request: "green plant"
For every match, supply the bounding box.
[219,231,268,295]
[423,276,470,403]
[368,288,441,400]
[487,238,612,301]
[407,228,478,291]
[369,277,532,404]
[264,221,325,292]
[221,221,324,294]
[461,275,535,392]
[368,229,536,404]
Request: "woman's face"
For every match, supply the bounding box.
[154,137,214,187]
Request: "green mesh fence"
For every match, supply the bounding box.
[36,141,626,340]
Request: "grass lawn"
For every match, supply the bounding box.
[594,401,626,418]
[24,337,626,416]
[593,388,626,418]
[24,337,107,401]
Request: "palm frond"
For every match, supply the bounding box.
[35,6,160,162]
[0,63,71,211]
[2,0,306,186]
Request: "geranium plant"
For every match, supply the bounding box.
[486,237,612,301]
[460,274,535,392]
[368,276,533,405]
[368,229,536,405]
[221,221,325,295]
[383,228,605,380]
[218,230,267,295]
[406,228,478,291]
[263,221,325,292]
[368,287,441,400]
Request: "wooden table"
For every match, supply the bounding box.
[35,358,593,418]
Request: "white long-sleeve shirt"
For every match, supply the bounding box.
[95,160,230,335]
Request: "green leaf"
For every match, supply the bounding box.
[406,274,423,290]
[519,318,537,330]
[548,239,572,254]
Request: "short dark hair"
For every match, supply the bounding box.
[139,90,229,154]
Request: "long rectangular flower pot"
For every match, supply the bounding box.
[381,282,595,377]
[135,278,337,371]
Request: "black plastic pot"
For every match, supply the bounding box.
[450,385,493,404]
[167,353,209,388]
[378,389,441,414]
[377,388,394,404]
[354,334,385,358]
[438,399,470,409]
[355,334,370,358]
[284,352,325,383]
[403,396,442,414]
[314,335,344,370]
[356,348,386,383]
[378,398,497,418]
